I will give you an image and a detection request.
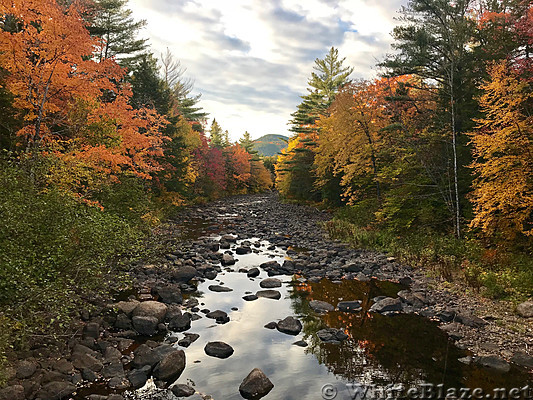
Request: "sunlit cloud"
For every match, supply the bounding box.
[128,0,407,141]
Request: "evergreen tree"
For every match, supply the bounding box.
[87,0,148,64]
[239,131,258,157]
[209,119,229,148]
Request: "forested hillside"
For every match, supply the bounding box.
[276,2,533,299]
[252,134,288,156]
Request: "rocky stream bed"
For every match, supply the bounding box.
[1,192,532,400]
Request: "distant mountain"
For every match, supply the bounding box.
[253,134,288,157]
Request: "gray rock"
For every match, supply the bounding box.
[293,340,308,347]
[264,321,277,329]
[239,368,274,399]
[168,314,192,332]
[247,268,260,278]
[153,349,186,382]
[83,322,100,339]
[369,297,402,313]
[71,352,103,372]
[204,341,234,359]
[132,344,175,369]
[475,356,510,373]
[256,290,281,300]
[222,253,235,266]
[157,285,183,304]
[132,315,159,336]
[206,310,229,324]
[309,300,334,313]
[115,313,133,330]
[0,385,24,400]
[128,368,148,389]
[178,333,200,348]
[108,376,130,390]
[114,300,140,316]
[243,294,258,301]
[259,278,282,288]
[172,266,198,283]
[171,384,196,397]
[317,328,348,343]
[132,301,168,323]
[236,246,252,255]
[37,381,76,400]
[397,290,427,308]
[276,316,302,335]
[517,301,533,318]
[337,301,362,312]
[102,362,124,379]
[208,284,233,292]
[511,352,533,368]
[16,360,38,379]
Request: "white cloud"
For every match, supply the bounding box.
[128,0,407,141]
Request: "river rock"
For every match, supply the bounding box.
[517,301,533,318]
[153,349,186,382]
[132,301,168,323]
[0,385,24,400]
[309,300,334,313]
[317,328,348,343]
[16,360,38,379]
[37,381,77,400]
[208,284,233,292]
[178,333,200,347]
[172,266,197,283]
[71,352,103,372]
[102,361,125,379]
[132,315,159,336]
[511,351,533,368]
[128,368,149,389]
[114,300,140,316]
[256,290,281,300]
[276,316,302,335]
[206,310,229,324]
[171,384,196,397]
[243,294,258,301]
[369,297,402,313]
[115,313,133,330]
[247,268,260,277]
[239,368,274,399]
[132,344,175,369]
[475,356,510,373]
[337,301,362,312]
[222,253,235,266]
[168,313,192,332]
[259,278,282,288]
[204,341,234,358]
[156,285,183,304]
[83,322,100,339]
[236,246,252,255]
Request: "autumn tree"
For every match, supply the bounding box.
[468,61,533,240]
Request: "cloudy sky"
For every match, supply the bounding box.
[128,0,407,141]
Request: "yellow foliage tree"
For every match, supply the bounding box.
[468,62,533,239]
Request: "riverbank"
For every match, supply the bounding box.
[1,192,531,400]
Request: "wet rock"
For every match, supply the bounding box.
[276,316,302,335]
[259,278,282,288]
[260,260,281,270]
[71,352,103,372]
[369,297,402,313]
[102,361,125,379]
[264,322,277,329]
[344,263,363,273]
[128,368,149,389]
[153,349,186,382]
[16,360,38,379]
[52,359,74,375]
[239,368,274,400]
[293,340,308,347]
[108,376,130,390]
[475,356,510,373]
[115,313,133,330]
[256,290,281,300]
[517,301,533,318]
[172,383,196,397]
[356,272,370,282]
[439,323,463,341]
[168,313,192,332]
[178,333,200,348]
[204,270,218,280]
[206,310,230,324]
[0,385,24,400]
[222,253,235,266]
[208,284,233,292]
[511,352,533,368]
[172,266,198,283]
[317,328,348,343]
[458,356,473,365]
[204,341,234,359]
[156,285,183,304]
[82,368,98,381]
[132,315,159,336]
[37,381,76,400]
[132,343,174,369]
[222,234,237,242]
[236,246,252,255]
[243,294,258,301]
[247,267,260,277]
[337,301,362,312]
[132,300,168,323]
[309,300,334,313]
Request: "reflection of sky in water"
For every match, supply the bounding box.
[124,239,531,400]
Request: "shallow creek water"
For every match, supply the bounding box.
[78,237,531,400]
